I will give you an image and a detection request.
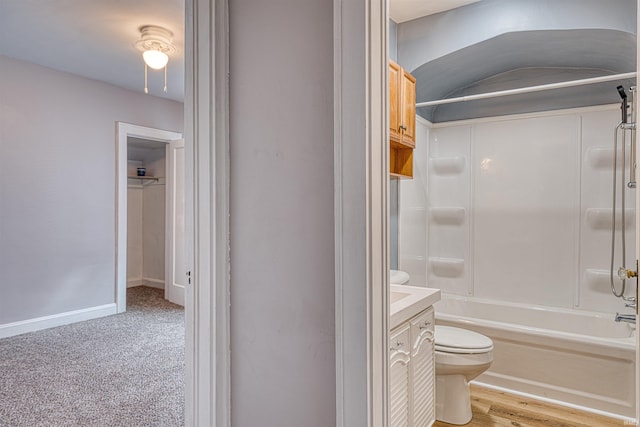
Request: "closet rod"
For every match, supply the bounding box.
[416,72,637,108]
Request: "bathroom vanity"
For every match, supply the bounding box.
[390,285,441,427]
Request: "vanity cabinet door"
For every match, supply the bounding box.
[410,307,435,427]
[389,323,411,427]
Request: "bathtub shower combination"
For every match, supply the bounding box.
[399,91,639,419]
[435,295,635,418]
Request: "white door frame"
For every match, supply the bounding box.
[334,0,389,426]
[184,0,231,425]
[636,2,640,424]
[186,0,387,425]
[115,122,183,313]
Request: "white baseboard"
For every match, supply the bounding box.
[0,303,117,339]
[127,278,165,290]
[142,277,165,289]
[127,278,143,288]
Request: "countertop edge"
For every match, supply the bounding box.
[390,285,441,330]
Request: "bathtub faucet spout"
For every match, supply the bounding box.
[615,313,636,324]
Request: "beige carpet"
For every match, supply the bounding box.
[0,287,184,427]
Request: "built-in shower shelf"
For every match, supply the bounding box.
[429,207,465,225]
[430,156,465,175]
[584,208,634,230]
[428,257,465,278]
[587,147,614,169]
[583,269,612,292]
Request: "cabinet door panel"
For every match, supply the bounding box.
[410,308,435,427]
[389,60,402,144]
[401,69,416,147]
[390,324,411,427]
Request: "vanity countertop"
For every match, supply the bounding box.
[390,285,441,330]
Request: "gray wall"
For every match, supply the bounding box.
[229,0,335,426]
[0,55,183,324]
[389,19,398,62]
[389,19,399,270]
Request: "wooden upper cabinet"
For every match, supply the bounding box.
[389,60,416,178]
[389,60,416,148]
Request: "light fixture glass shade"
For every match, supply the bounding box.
[143,50,169,69]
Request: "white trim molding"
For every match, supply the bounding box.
[126,278,165,290]
[127,279,143,288]
[0,304,117,339]
[635,2,640,425]
[184,0,231,426]
[142,278,165,289]
[334,0,389,425]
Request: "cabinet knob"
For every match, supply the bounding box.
[390,340,404,351]
[399,125,407,131]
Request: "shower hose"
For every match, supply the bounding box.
[610,122,626,298]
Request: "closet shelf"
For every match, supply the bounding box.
[127,176,162,185]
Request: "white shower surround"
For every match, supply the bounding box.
[399,105,638,418]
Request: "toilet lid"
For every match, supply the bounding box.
[390,270,410,286]
[435,325,493,354]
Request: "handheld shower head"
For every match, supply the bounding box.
[618,85,628,100]
[617,85,628,123]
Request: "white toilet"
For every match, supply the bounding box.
[390,269,410,285]
[434,325,494,425]
[390,269,492,424]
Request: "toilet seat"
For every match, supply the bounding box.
[435,325,493,354]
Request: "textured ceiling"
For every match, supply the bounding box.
[0,0,184,101]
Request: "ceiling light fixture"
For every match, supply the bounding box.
[135,25,176,94]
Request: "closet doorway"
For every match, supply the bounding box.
[115,123,185,310]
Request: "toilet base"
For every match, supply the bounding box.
[436,374,472,425]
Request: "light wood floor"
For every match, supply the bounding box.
[433,385,632,427]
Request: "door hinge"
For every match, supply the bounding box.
[186,270,191,285]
